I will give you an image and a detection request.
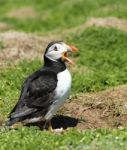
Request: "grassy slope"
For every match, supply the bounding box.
[1,0,127,149]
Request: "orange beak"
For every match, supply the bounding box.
[62,45,78,65]
[69,45,79,52]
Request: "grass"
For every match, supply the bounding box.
[70,27,127,93]
[1,0,127,149]
[0,127,127,150]
[0,0,127,33]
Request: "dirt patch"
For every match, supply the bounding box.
[63,17,127,35]
[7,7,37,19]
[85,17,127,32]
[61,85,127,130]
[0,31,59,67]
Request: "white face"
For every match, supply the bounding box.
[45,42,71,61]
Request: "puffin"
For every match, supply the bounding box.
[6,41,78,129]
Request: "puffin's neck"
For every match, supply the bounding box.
[44,56,66,73]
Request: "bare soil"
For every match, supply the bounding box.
[59,85,127,130]
[85,17,127,32]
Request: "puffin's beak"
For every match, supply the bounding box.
[62,45,78,65]
[68,45,79,52]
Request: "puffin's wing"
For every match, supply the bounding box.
[9,69,57,119]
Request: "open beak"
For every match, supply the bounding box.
[69,45,78,52]
[62,45,78,65]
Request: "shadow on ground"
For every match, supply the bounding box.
[26,115,79,130]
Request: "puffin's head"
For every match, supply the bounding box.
[44,41,78,64]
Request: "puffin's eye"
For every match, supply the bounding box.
[54,46,58,51]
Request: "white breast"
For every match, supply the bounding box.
[44,69,72,120]
[55,69,72,100]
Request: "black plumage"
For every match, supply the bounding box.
[6,41,66,126]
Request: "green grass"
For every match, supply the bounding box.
[0,0,127,33]
[70,27,127,93]
[0,127,127,150]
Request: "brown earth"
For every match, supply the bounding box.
[85,17,127,32]
[60,85,127,130]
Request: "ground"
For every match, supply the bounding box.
[0,0,127,149]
